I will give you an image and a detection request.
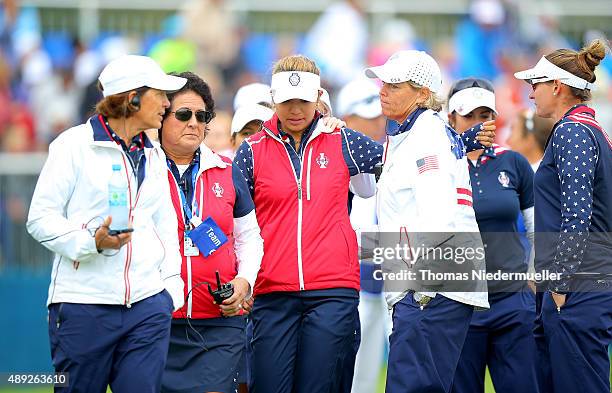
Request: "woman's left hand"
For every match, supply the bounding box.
[321,116,346,133]
[219,277,250,317]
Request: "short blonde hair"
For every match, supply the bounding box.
[272,55,320,75]
[406,80,445,112]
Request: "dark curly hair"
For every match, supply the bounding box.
[164,71,216,119]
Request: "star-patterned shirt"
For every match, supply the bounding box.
[534,105,612,292]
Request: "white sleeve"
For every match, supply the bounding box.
[153,157,184,312]
[413,128,456,232]
[521,206,535,275]
[233,210,264,294]
[26,137,99,262]
[349,173,376,198]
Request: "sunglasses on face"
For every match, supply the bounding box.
[171,108,214,124]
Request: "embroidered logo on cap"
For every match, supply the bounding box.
[289,73,301,86]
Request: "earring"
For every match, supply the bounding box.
[553,92,557,96]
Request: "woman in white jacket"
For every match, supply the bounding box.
[27,55,186,393]
[365,50,489,393]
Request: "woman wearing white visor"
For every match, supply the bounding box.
[365,50,489,393]
[233,54,383,393]
[515,39,612,393]
[446,78,538,393]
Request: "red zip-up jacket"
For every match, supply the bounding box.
[234,114,383,295]
[166,146,254,319]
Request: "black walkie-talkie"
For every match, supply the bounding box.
[373,162,383,182]
[208,270,234,304]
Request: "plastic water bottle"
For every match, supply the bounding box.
[108,164,129,230]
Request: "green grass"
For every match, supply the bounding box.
[375,366,496,392]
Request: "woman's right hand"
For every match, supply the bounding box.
[476,120,496,147]
[95,216,132,251]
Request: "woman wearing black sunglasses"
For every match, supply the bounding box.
[158,71,264,393]
[447,78,539,393]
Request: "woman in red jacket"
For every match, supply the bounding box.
[233,55,383,393]
[159,71,264,393]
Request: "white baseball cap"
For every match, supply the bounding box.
[448,87,497,116]
[98,55,186,97]
[337,78,382,119]
[231,104,274,134]
[514,56,594,90]
[365,50,443,93]
[233,83,272,111]
[270,71,321,103]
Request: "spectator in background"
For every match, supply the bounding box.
[506,109,554,171]
[302,0,368,89]
[180,0,241,83]
[233,82,272,111]
[455,0,509,81]
[0,53,13,133]
[368,19,419,69]
[317,87,332,117]
[230,103,273,154]
[205,110,233,156]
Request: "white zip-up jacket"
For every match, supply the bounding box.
[27,116,184,310]
[376,108,488,309]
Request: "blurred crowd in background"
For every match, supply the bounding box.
[0,0,611,155]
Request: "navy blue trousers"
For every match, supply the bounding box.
[236,317,253,386]
[385,293,473,393]
[534,291,553,393]
[251,291,359,393]
[451,291,539,393]
[48,290,173,393]
[541,291,612,393]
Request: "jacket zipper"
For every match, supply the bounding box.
[306,148,313,201]
[120,154,134,307]
[186,255,193,317]
[168,165,203,317]
[279,145,305,290]
[276,134,317,291]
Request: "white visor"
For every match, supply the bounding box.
[448,87,497,116]
[231,104,274,134]
[514,56,594,90]
[271,71,321,103]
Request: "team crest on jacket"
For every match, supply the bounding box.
[289,72,300,86]
[498,171,510,187]
[316,153,329,168]
[212,182,224,197]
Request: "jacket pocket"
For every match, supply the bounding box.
[339,223,358,271]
